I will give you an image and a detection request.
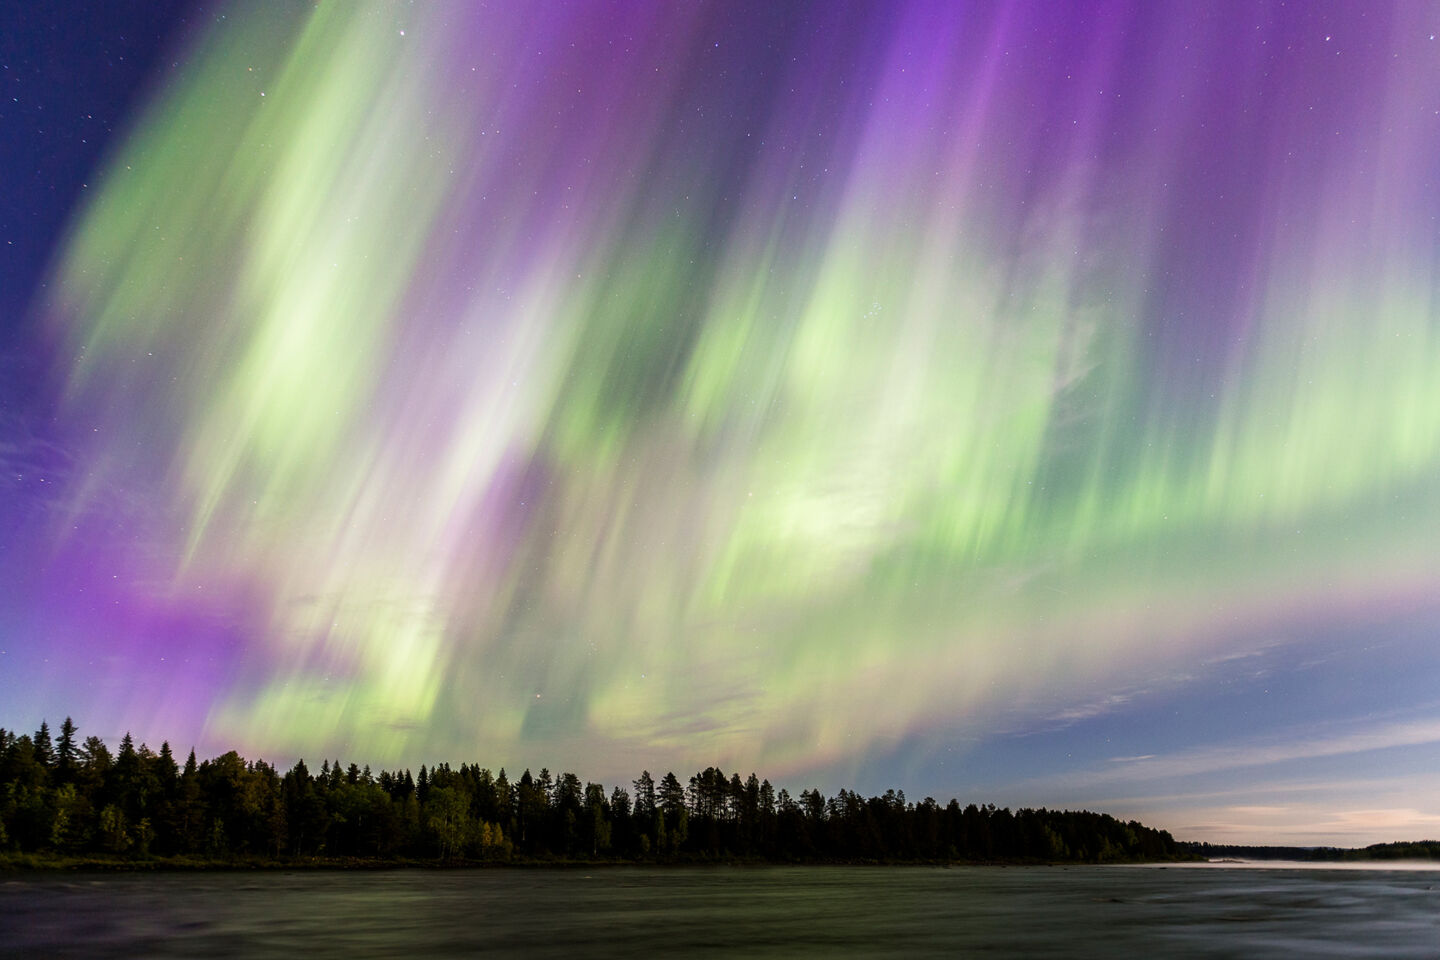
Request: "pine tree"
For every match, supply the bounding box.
[658,772,685,820]
[555,772,583,814]
[632,770,656,818]
[55,718,78,781]
[610,785,631,821]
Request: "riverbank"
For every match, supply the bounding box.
[0,852,1204,872]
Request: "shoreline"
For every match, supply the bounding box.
[0,853,1204,873]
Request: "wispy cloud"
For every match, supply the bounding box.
[1096,772,1440,809]
[1099,717,1440,783]
[1173,804,1440,846]
[1013,714,1440,806]
[1046,693,1134,727]
[1064,772,1440,845]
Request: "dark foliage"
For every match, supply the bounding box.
[1,719,1184,864]
[1182,841,1440,862]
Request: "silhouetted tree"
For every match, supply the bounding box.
[55,718,78,783]
[32,722,53,771]
[0,715,1190,865]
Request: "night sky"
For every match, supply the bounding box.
[5,0,1440,846]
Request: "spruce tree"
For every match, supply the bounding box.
[156,742,178,785]
[33,721,53,769]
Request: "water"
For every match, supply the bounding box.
[4,864,1440,958]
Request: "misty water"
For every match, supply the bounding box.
[4,864,1440,958]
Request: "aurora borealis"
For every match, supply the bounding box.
[5,0,1440,844]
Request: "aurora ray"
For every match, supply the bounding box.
[5,0,1440,842]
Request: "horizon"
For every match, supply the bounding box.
[4,0,1440,850]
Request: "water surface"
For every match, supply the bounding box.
[4,865,1439,958]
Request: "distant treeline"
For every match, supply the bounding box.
[1182,841,1440,861]
[2,718,1184,864]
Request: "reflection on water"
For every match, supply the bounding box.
[1138,859,1440,871]
[4,865,1440,958]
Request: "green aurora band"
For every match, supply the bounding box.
[40,1,1440,783]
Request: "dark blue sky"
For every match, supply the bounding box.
[1,0,196,341]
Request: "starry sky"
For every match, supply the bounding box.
[4,0,1440,846]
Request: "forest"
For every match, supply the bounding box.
[1182,841,1440,862]
[1,719,1184,865]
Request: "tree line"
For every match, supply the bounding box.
[1182,841,1440,861]
[1,718,1183,864]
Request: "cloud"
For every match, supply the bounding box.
[1098,717,1440,783]
[1042,771,1440,845]
[1174,804,1440,847]
[1010,713,1440,810]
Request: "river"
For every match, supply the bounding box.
[4,863,1439,957]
